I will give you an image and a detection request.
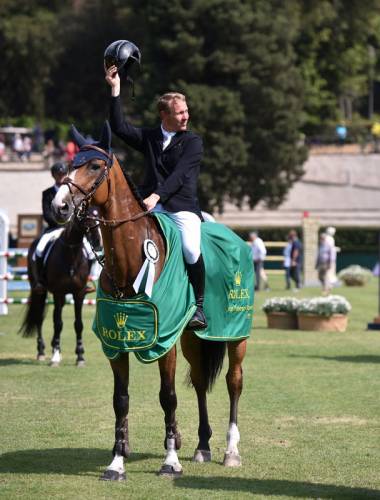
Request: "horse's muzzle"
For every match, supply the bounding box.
[52,187,75,224]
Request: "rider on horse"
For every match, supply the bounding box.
[104,40,208,330]
[33,161,69,292]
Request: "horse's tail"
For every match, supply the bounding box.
[18,290,48,337]
[200,339,227,393]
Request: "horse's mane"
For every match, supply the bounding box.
[118,161,147,211]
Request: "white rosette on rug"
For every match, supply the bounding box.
[133,239,160,298]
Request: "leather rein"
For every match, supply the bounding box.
[63,144,149,227]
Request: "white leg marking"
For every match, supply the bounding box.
[50,349,61,365]
[107,453,125,473]
[223,423,242,467]
[226,423,240,454]
[164,437,182,472]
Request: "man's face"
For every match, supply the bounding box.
[162,99,189,132]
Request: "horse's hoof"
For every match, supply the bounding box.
[158,463,183,477]
[193,449,211,463]
[50,362,60,368]
[223,452,241,467]
[100,469,126,481]
[37,354,45,362]
[76,360,85,368]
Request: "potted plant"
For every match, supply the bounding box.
[338,265,372,286]
[262,297,300,329]
[297,295,351,332]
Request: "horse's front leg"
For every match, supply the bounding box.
[223,338,247,467]
[158,346,183,476]
[101,353,130,481]
[73,293,85,367]
[50,294,65,366]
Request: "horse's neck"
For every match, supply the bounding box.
[99,161,165,295]
[61,221,84,247]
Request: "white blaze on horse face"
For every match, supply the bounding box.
[53,184,71,211]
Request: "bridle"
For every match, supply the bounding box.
[62,143,151,298]
[63,144,149,227]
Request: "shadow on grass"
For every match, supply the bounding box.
[290,354,380,364]
[174,476,380,499]
[0,448,160,476]
[0,358,39,366]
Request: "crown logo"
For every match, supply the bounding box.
[235,271,242,287]
[115,312,128,329]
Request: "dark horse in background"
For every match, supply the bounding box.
[19,208,101,366]
[51,122,249,479]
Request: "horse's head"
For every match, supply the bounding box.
[52,122,113,224]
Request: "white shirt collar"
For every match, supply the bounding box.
[161,124,176,139]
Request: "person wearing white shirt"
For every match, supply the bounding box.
[249,231,268,291]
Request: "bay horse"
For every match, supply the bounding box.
[51,122,249,480]
[19,208,101,367]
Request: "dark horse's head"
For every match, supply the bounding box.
[52,122,113,225]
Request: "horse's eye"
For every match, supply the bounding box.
[90,163,101,171]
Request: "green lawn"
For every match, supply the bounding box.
[1,277,379,499]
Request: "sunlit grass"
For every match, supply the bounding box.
[0,276,379,499]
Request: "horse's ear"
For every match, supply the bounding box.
[99,121,112,152]
[70,125,87,147]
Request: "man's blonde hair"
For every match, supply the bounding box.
[157,92,186,114]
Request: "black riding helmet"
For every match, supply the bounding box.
[50,161,68,177]
[104,39,141,79]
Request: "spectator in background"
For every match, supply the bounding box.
[283,235,292,290]
[43,139,56,168]
[249,231,268,291]
[65,140,79,164]
[325,226,339,287]
[22,135,32,161]
[0,134,5,162]
[13,133,24,160]
[288,229,302,290]
[371,121,380,153]
[335,122,347,145]
[316,232,335,295]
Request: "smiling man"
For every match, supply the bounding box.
[105,61,207,330]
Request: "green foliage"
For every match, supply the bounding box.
[2,0,380,210]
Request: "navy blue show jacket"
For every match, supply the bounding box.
[110,95,203,216]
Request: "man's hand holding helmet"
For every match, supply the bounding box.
[105,64,121,97]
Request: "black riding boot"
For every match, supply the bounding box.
[186,255,208,330]
[34,255,46,293]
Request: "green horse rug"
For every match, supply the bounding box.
[93,213,254,363]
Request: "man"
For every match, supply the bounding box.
[249,231,268,291]
[316,232,335,295]
[33,162,68,292]
[105,63,207,329]
[288,229,302,290]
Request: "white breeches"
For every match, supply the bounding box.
[153,204,201,264]
[35,229,95,260]
[35,229,64,257]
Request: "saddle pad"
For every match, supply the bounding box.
[93,293,159,357]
